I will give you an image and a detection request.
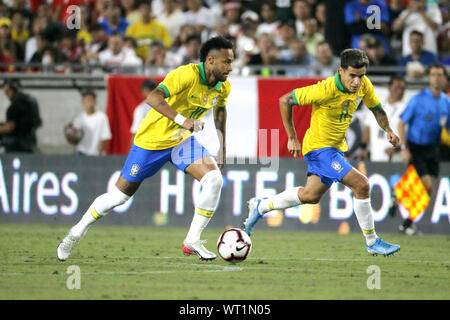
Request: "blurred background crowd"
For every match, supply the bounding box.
[0,0,448,77]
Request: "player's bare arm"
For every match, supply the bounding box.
[214,107,227,169]
[279,92,301,157]
[146,87,204,132]
[371,106,401,147]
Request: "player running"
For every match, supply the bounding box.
[244,49,401,257]
[57,36,234,261]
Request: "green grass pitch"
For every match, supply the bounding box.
[0,224,449,300]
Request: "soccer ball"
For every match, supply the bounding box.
[217,228,252,263]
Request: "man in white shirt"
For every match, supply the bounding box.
[184,0,213,31]
[392,0,442,56]
[67,91,112,156]
[156,0,186,42]
[98,32,142,67]
[360,77,407,162]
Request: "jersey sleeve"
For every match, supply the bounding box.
[216,82,231,108]
[157,65,194,98]
[362,77,381,110]
[291,80,328,106]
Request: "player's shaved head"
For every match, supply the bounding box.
[200,36,234,62]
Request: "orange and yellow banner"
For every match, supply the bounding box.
[393,165,430,221]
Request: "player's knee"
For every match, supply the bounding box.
[201,169,223,192]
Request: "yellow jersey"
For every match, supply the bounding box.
[134,63,231,150]
[292,72,381,156]
[125,19,171,61]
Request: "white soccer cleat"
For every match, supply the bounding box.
[182,239,217,261]
[57,229,85,261]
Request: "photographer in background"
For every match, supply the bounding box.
[1,79,42,153]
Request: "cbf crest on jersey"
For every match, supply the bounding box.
[130,164,140,177]
[342,100,350,110]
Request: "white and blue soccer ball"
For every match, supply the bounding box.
[217,228,252,263]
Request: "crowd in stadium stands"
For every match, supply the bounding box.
[0,0,448,76]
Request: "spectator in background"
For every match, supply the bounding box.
[0,17,24,62]
[292,0,311,37]
[392,0,442,57]
[25,16,48,63]
[99,2,130,35]
[183,0,213,34]
[0,42,15,72]
[145,40,171,75]
[157,0,186,43]
[437,3,449,65]
[180,33,201,65]
[98,32,142,69]
[309,40,340,77]
[0,79,42,153]
[280,38,314,77]
[121,0,141,25]
[126,1,171,62]
[223,1,243,38]
[247,33,279,73]
[314,2,326,34]
[235,21,258,67]
[65,90,112,156]
[398,64,450,235]
[345,0,390,54]
[81,23,108,64]
[360,76,407,162]
[300,17,324,56]
[277,21,297,57]
[256,1,281,44]
[10,10,29,56]
[363,35,398,75]
[58,29,84,64]
[130,79,157,145]
[399,30,439,78]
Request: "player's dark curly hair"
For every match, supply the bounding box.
[200,36,233,62]
[340,49,370,69]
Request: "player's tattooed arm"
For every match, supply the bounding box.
[371,106,392,133]
[214,107,227,169]
[371,106,401,147]
[280,91,302,157]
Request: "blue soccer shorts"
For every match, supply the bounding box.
[120,136,212,183]
[303,147,353,187]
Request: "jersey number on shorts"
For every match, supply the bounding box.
[189,107,208,120]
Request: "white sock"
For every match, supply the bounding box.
[353,197,378,246]
[258,187,302,214]
[71,185,130,237]
[185,170,223,243]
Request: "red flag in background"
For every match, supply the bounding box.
[257,78,322,158]
[105,75,163,155]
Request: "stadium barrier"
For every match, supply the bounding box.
[0,154,449,234]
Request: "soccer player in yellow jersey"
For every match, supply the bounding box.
[244,49,401,256]
[57,37,234,261]
[125,1,172,61]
